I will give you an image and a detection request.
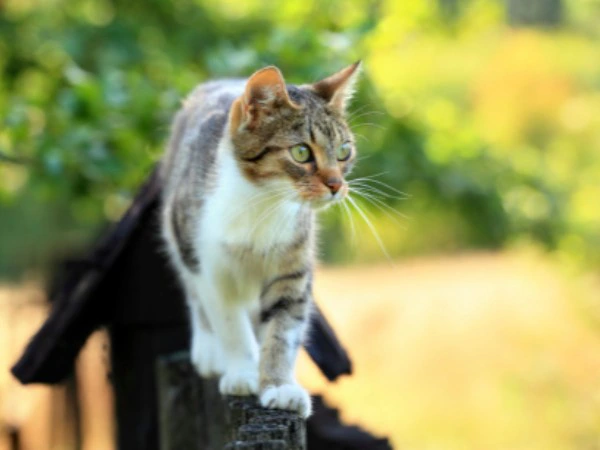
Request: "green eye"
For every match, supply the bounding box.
[290,144,312,163]
[336,142,352,161]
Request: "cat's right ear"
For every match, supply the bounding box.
[231,66,299,131]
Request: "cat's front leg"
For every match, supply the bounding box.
[258,277,312,418]
[182,277,225,377]
[189,301,225,378]
[216,304,260,396]
[200,281,260,396]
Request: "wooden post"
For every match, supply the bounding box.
[156,352,306,450]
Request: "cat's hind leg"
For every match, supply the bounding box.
[161,201,224,376]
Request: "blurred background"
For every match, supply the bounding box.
[1,0,600,448]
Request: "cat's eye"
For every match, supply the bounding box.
[290,144,312,163]
[336,142,352,161]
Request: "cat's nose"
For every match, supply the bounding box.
[325,177,342,194]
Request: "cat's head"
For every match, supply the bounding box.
[229,62,361,208]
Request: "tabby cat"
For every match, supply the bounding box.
[160,62,360,417]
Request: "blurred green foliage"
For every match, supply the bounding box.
[1,0,599,278]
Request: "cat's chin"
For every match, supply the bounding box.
[310,201,332,211]
[307,196,344,211]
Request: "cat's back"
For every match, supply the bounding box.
[183,79,245,118]
[161,79,245,192]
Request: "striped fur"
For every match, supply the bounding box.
[160,63,360,417]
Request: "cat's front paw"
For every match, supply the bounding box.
[259,384,312,418]
[191,333,225,377]
[219,368,259,396]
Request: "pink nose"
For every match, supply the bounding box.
[325,178,342,194]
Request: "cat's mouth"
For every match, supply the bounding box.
[305,189,347,210]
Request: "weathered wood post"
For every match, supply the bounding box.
[156,352,306,450]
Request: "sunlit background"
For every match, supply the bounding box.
[1,0,600,448]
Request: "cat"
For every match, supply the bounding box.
[159,62,360,418]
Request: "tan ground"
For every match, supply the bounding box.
[2,251,600,449]
[0,285,114,450]
[300,251,600,450]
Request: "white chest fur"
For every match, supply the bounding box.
[197,140,303,302]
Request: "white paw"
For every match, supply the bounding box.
[191,334,225,377]
[219,368,259,396]
[259,384,312,418]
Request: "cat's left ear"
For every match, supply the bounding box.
[310,61,362,113]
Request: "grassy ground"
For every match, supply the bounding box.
[300,251,600,450]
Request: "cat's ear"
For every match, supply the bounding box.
[310,61,361,113]
[232,66,299,131]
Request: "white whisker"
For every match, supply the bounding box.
[355,153,375,163]
[347,104,376,120]
[349,177,411,198]
[350,188,410,225]
[352,132,369,143]
[348,111,383,126]
[348,171,390,181]
[348,109,385,122]
[349,181,410,200]
[350,121,386,130]
[347,195,394,263]
[341,199,357,245]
